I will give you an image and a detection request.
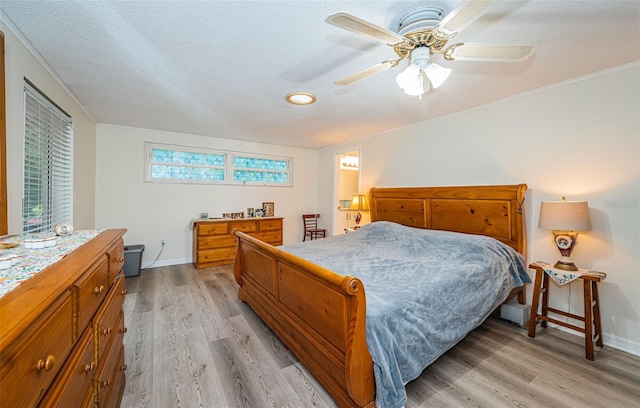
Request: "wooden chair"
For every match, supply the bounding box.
[302,214,326,241]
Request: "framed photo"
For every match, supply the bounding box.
[262,202,274,217]
[338,199,352,210]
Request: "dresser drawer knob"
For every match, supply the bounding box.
[84,362,96,373]
[36,355,56,372]
[119,327,128,334]
[94,285,105,294]
[112,257,124,263]
[121,289,128,295]
[100,379,112,388]
[102,327,113,336]
[120,364,128,372]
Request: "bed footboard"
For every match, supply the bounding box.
[233,230,375,408]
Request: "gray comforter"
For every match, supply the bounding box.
[279,221,530,408]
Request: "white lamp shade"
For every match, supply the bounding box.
[538,200,592,231]
[397,65,429,96]
[396,64,420,89]
[403,75,429,96]
[396,62,450,96]
[424,63,451,89]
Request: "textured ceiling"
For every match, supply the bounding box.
[1,1,639,150]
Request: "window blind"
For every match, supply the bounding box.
[23,82,73,233]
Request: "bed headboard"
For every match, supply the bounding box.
[369,184,527,256]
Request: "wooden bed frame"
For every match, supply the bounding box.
[233,184,527,408]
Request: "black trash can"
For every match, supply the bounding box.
[123,244,145,277]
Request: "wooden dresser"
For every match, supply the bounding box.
[193,218,283,268]
[0,229,127,408]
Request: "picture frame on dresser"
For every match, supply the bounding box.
[262,202,274,217]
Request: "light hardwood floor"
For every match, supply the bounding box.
[121,264,640,408]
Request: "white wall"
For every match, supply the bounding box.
[2,21,96,233]
[95,125,318,266]
[318,64,640,356]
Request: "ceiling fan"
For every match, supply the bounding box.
[326,0,535,98]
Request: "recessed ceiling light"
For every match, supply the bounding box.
[286,92,316,105]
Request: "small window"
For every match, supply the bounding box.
[231,154,291,186]
[145,143,227,183]
[23,80,74,233]
[144,143,293,186]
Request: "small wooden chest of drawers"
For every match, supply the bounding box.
[0,229,127,408]
[193,218,283,268]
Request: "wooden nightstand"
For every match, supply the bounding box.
[528,261,606,360]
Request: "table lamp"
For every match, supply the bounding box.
[538,197,592,271]
[349,194,369,228]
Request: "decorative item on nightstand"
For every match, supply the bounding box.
[349,194,369,228]
[538,197,592,271]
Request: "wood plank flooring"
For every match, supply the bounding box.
[121,264,640,408]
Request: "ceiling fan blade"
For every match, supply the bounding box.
[326,12,406,46]
[445,43,536,62]
[435,0,495,36]
[334,60,396,86]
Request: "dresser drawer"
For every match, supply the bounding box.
[258,218,282,231]
[39,326,95,408]
[198,222,228,235]
[74,256,110,335]
[232,221,258,233]
[104,344,126,408]
[95,276,125,360]
[198,235,237,250]
[107,240,124,283]
[0,292,73,408]
[249,230,282,245]
[95,317,125,408]
[197,247,237,265]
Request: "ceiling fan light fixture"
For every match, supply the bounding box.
[410,47,431,69]
[285,92,316,105]
[396,63,420,89]
[403,75,429,96]
[424,63,451,89]
[396,47,449,97]
[397,66,429,96]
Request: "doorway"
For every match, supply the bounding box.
[334,149,360,235]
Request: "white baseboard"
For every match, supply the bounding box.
[548,323,640,357]
[602,332,640,357]
[140,257,192,269]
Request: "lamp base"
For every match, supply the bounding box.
[552,231,580,271]
[554,260,579,271]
